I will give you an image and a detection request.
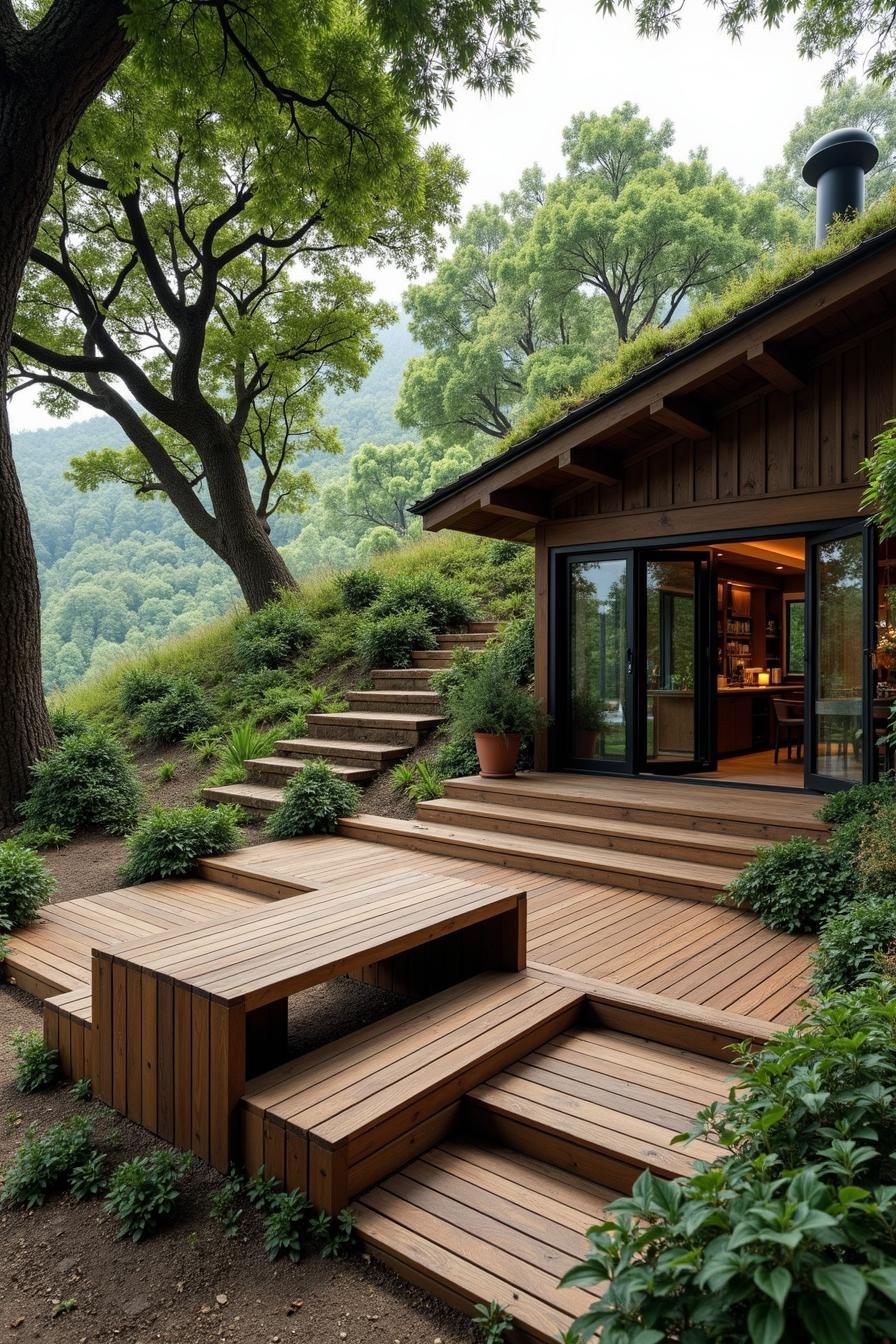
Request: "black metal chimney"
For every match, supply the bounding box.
[802,127,879,245]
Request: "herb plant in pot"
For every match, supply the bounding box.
[571,689,608,759]
[447,658,548,777]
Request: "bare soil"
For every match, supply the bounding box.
[0,748,479,1344]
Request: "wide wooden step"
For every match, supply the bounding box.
[305,711,443,746]
[273,737,411,767]
[203,781,286,813]
[466,1024,728,1190]
[346,690,442,712]
[436,633,491,646]
[469,621,501,633]
[443,772,828,842]
[241,972,584,1212]
[410,651,455,667]
[246,756,376,784]
[339,814,735,903]
[353,1140,610,1343]
[416,797,765,869]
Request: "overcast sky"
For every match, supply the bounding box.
[9,0,830,433]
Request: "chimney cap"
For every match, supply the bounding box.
[802,127,879,187]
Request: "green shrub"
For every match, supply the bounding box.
[10,1028,59,1092]
[563,978,896,1343]
[722,835,849,933]
[444,656,547,739]
[856,801,896,897]
[104,1150,192,1241]
[251,684,309,726]
[16,825,73,850]
[370,572,477,632]
[336,568,384,611]
[235,602,317,671]
[391,759,444,801]
[358,607,436,669]
[310,1207,356,1258]
[487,538,523,566]
[139,676,212,743]
[434,735,481,779]
[155,761,177,784]
[20,731,141,836]
[216,721,278,773]
[121,804,243,884]
[263,1187,312,1262]
[264,762,361,839]
[816,777,896,826]
[0,839,55,931]
[493,615,534,685]
[118,668,173,716]
[48,705,89,739]
[813,895,896,991]
[0,1116,100,1209]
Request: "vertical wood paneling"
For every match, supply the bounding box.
[865,329,895,456]
[693,440,715,500]
[765,391,794,493]
[623,460,646,510]
[648,451,672,508]
[737,402,763,495]
[819,356,842,485]
[717,415,737,498]
[841,345,864,482]
[672,442,692,504]
[794,383,818,490]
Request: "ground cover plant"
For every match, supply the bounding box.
[723,835,852,933]
[104,1150,192,1242]
[563,977,896,1343]
[138,676,213,744]
[359,607,437,669]
[0,839,55,931]
[120,804,243,884]
[264,762,362,839]
[19,730,142,837]
[10,1028,59,1092]
[0,1115,104,1209]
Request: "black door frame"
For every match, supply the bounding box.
[549,516,877,790]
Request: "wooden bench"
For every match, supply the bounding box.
[242,972,584,1213]
[92,872,527,1171]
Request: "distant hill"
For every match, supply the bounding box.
[14,321,417,689]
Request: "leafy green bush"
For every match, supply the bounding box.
[816,778,896,826]
[235,602,317,671]
[139,676,212,743]
[391,759,444,802]
[487,538,523,566]
[48,705,89,739]
[10,1028,59,1092]
[121,804,242,885]
[856,801,896,897]
[104,1150,192,1242]
[0,839,55,931]
[20,730,142,836]
[722,836,850,933]
[434,735,481,780]
[813,895,896,992]
[0,1116,101,1209]
[444,656,548,738]
[370,571,476,632]
[336,568,384,611]
[16,825,73,850]
[563,978,896,1343]
[310,1207,356,1258]
[358,607,436,669]
[118,668,173,716]
[263,1187,312,1262]
[264,762,361,839]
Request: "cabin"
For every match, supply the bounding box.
[414,129,896,794]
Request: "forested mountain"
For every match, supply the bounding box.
[15,323,417,690]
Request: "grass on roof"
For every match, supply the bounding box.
[501,190,896,454]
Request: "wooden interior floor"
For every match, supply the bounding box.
[6,830,813,1027]
[690,749,806,789]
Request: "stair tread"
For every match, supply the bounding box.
[274,737,409,759]
[340,814,735,889]
[203,783,284,805]
[306,711,444,727]
[347,691,441,703]
[246,757,373,779]
[421,797,766,856]
[468,1025,728,1180]
[353,1140,610,1343]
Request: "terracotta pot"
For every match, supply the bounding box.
[574,729,599,758]
[474,731,521,778]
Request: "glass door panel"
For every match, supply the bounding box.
[566,555,632,770]
[642,548,709,779]
[807,526,871,789]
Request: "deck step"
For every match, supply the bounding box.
[436,633,491,646]
[273,737,412,767]
[246,756,376,784]
[339,814,736,903]
[241,972,584,1212]
[346,690,442,712]
[466,1025,728,1190]
[370,668,442,691]
[353,1140,611,1344]
[304,711,444,746]
[203,781,286,813]
[469,621,501,633]
[416,798,765,869]
[410,651,455,667]
[442,773,828,842]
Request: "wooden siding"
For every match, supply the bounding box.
[549,325,895,527]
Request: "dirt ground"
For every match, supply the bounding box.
[0,751,480,1344]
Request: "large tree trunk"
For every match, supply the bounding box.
[0,1,128,824]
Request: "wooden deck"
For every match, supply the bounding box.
[2,773,824,1343]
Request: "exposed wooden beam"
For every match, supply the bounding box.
[556,447,621,486]
[481,486,550,524]
[649,396,711,440]
[746,341,806,392]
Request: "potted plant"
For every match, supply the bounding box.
[448,658,549,777]
[571,688,608,758]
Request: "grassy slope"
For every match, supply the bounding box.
[59,532,535,739]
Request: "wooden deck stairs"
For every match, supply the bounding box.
[203,622,498,814]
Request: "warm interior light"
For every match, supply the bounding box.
[758,671,770,686]
[776,564,784,570]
